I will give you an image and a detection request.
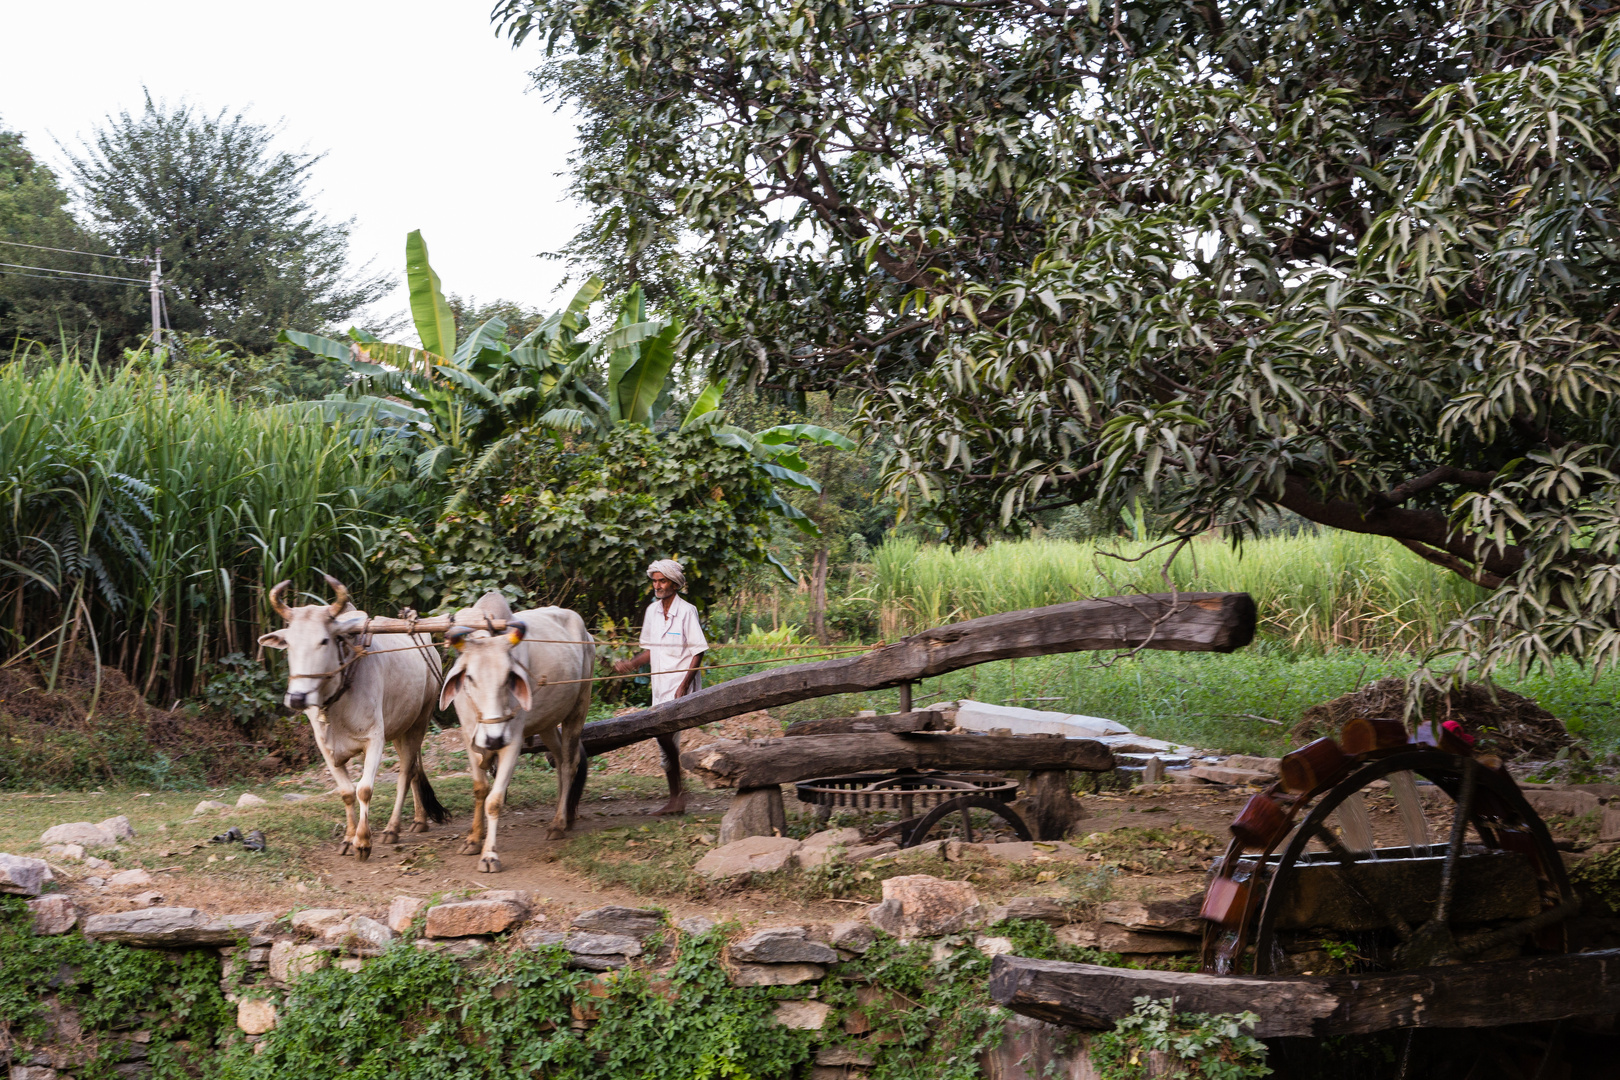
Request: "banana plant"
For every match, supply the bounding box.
[680,379,856,539]
[279,231,608,482]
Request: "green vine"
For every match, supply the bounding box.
[1090,997,1271,1080]
[0,897,233,1080]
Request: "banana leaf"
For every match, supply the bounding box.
[277,329,352,363]
[613,319,682,426]
[680,379,728,431]
[754,423,857,449]
[406,230,457,362]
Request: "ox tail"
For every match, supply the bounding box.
[415,765,452,825]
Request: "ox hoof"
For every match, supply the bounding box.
[408,822,430,834]
[478,854,502,873]
[544,826,568,841]
[337,840,355,856]
[652,797,688,816]
[354,845,371,863]
[378,829,399,846]
[459,841,481,856]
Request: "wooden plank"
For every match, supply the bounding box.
[988,951,1620,1037]
[782,711,951,737]
[354,614,482,635]
[680,733,1113,788]
[579,592,1255,756]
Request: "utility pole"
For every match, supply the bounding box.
[148,248,163,356]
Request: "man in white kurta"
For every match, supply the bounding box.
[612,558,707,814]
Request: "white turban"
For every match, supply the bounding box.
[646,558,686,591]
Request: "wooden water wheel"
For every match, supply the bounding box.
[1201,719,1577,978]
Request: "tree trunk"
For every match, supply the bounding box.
[810,548,830,644]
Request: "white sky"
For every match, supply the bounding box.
[0,0,586,334]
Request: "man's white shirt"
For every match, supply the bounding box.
[640,593,708,705]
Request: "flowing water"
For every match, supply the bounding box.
[1389,770,1431,856]
[1335,789,1377,856]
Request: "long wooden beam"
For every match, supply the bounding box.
[578,592,1255,756]
[988,952,1620,1038]
[782,710,952,737]
[681,733,1114,788]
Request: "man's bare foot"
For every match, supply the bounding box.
[652,794,688,816]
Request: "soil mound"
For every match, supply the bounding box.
[1292,675,1572,760]
[0,657,313,789]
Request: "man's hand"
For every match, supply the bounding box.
[613,650,651,676]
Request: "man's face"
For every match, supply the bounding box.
[650,572,677,600]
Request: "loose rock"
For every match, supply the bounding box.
[796,827,862,870]
[1056,923,1200,954]
[44,843,85,862]
[107,869,154,888]
[424,898,526,938]
[98,815,137,841]
[39,822,115,848]
[84,908,272,946]
[236,793,268,809]
[677,915,717,937]
[773,1000,834,1030]
[237,998,278,1034]
[268,941,331,982]
[1099,898,1204,935]
[868,875,983,938]
[731,927,837,964]
[329,916,394,953]
[984,897,1068,926]
[0,853,53,895]
[26,895,77,935]
[693,835,801,881]
[290,908,348,936]
[828,920,877,954]
[571,905,665,941]
[193,800,230,815]
[387,895,427,933]
[729,961,825,986]
[1521,788,1603,818]
[563,931,643,971]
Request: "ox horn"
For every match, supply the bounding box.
[268,579,293,620]
[321,573,350,616]
[445,626,474,651]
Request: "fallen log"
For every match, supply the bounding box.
[988,951,1620,1038]
[681,733,1114,788]
[579,592,1255,756]
[782,710,952,737]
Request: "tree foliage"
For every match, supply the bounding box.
[0,123,143,352]
[68,93,390,352]
[503,0,1620,679]
[372,422,782,626]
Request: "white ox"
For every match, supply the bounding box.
[258,575,447,860]
[440,592,594,871]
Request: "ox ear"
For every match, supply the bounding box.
[439,658,467,712]
[508,662,534,713]
[258,631,288,650]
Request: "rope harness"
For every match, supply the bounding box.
[281,614,884,706]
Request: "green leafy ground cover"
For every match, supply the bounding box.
[1,897,1258,1080]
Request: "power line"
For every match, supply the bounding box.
[0,261,151,285]
[0,238,148,265]
[0,270,147,287]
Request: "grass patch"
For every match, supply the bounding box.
[730,645,1620,758]
[1070,825,1222,875]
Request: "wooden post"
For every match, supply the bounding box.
[1017,770,1086,840]
[898,682,912,713]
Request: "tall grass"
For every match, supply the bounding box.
[871,533,1484,653]
[0,354,415,703]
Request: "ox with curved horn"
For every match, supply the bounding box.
[259,573,448,861]
[439,591,594,870]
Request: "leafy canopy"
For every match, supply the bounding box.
[503,0,1620,680]
[70,93,390,352]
